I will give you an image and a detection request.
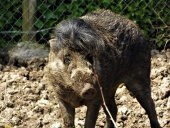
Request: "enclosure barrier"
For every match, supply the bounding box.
[0,0,169,48]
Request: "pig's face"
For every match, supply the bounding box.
[46,41,97,103]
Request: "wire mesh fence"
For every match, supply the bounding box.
[0,0,169,49]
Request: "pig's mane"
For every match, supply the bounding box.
[53,18,105,54]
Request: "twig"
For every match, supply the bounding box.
[95,74,118,128]
[4,83,8,106]
[164,39,170,50]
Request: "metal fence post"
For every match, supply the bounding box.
[22,0,36,42]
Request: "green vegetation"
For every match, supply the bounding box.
[0,0,169,48]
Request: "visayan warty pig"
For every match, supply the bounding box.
[45,9,161,128]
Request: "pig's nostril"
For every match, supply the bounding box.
[91,73,95,77]
[81,87,96,99]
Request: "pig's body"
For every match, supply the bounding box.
[45,10,161,128]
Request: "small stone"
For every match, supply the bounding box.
[96,121,104,127]
[151,49,159,55]
[50,122,61,128]
[75,118,84,126]
[156,54,167,59]
[43,114,52,124]
[8,90,19,95]
[166,51,170,59]
[33,106,44,113]
[38,83,45,90]
[119,106,128,114]
[25,88,33,94]
[37,99,49,107]
[7,102,15,108]
[119,96,127,102]
[121,114,128,121]
[77,120,84,126]
[11,117,20,125]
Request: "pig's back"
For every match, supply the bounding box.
[81,9,148,52]
[82,9,151,72]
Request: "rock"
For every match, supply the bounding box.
[121,114,128,121]
[43,114,52,124]
[151,49,159,56]
[75,118,84,126]
[50,122,61,128]
[6,101,15,108]
[8,42,49,67]
[96,121,104,127]
[119,96,127,102]
[156,54,167,59]
[118,106,128,114]
[37,99,49,107]
[166,51,170,58]
[167,97,170,109]
[8,90,19,95]
[11,116,20,125]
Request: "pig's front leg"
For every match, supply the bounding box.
[85,102,101,128]
[58,98,75,128]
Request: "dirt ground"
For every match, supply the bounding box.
[0,49,169,128]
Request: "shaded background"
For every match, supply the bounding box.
[0,0,169,49]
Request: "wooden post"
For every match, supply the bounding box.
[22,0,36,42]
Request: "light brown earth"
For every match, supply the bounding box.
[0,49,169,128]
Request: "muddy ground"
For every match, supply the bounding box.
[0,49,169,128]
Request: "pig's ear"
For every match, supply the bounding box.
[49,39,58,51]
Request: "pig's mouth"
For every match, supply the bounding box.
[67,83,96,107]
[66,83,96,107]
[79,83,96,99]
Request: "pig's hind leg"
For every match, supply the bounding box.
[124,71,161,128]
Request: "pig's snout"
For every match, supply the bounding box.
[80,83,96,99]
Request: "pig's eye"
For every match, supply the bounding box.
[86,62,93,70]
[86,54,93,64]
[64,56,71,65]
